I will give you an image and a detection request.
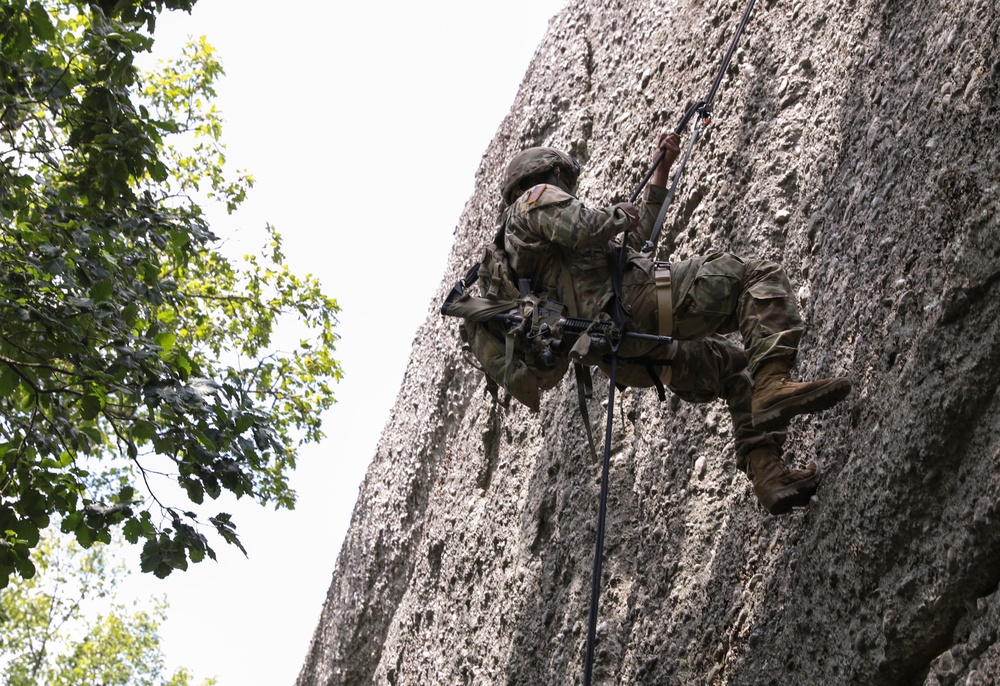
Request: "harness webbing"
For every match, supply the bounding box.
[581,0,758,683]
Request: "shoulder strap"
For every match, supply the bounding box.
[574,363,599,463]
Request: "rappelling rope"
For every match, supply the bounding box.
[581,0,758,683]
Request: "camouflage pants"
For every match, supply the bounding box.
[668,252,803,375]
[603,335,785,465]
[606,251,803,464]
[617,251,804,374]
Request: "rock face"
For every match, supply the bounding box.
[297,0,1000,684]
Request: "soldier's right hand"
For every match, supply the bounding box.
[657,132,681,165]
[652,132,681,186]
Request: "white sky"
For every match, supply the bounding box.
[119,1,567,685]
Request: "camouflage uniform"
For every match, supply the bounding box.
[502,182,801,463]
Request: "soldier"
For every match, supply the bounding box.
[499,134,851,514]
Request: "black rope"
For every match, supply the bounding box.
[581,1,758,683]
[582,351,619,686]
[626,0,754,210]
[704,0,758,113]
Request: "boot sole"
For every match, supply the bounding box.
[752,378,852,432]
[761,470,822,515]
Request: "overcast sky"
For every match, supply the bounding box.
[120,1,567,685]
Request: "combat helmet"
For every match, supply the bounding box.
[501,147,581,205]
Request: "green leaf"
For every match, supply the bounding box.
[61,511,83,534]
[80,394,102,421]
[74,525,94,549]
[202,473,220,500]
[0,367,19,397]
[140,538,162,574]
[91,279,114,301]
[27,3,55,41]
[19,489,47,521]
[123,518,142,544]
[175,353,192,380]
[181,478,204,505]
[155,331,176,353]
[235,414,254,433]
[210,513,247,556]
[14,556,36,580]
[131,420,156,442]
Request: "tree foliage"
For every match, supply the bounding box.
[0,529,216,686]
[0,0,342,587]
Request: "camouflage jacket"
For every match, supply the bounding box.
[502,182,669,321]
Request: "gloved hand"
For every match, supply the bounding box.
[613,201,640,232]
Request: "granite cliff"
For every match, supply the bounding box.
[298,0,1000,683]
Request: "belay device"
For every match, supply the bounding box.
[440,0,759,682]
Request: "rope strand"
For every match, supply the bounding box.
[582,1,758,682]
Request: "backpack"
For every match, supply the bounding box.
[441,226,570,412]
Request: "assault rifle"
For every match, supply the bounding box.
[495,311,673,370]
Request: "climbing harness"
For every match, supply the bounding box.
[581,0,759,683]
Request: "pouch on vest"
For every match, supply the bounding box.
[441,228,570,412]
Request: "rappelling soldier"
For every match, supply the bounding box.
[498,133,852,514]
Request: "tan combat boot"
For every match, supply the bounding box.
[751,360,851,432]
[745,447,821,515]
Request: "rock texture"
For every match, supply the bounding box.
[298,0,1000,684]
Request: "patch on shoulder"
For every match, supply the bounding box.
[520,183,572,210]
[526,184,547,206]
